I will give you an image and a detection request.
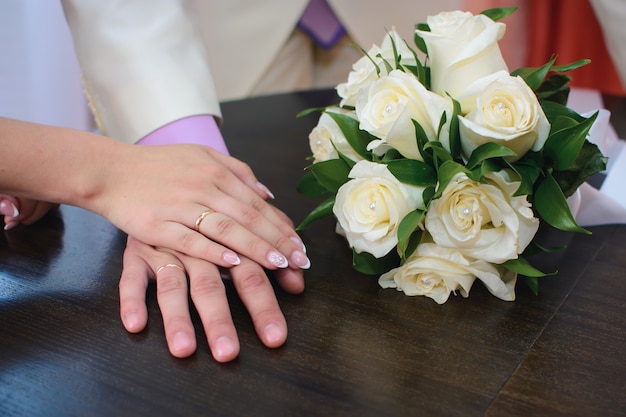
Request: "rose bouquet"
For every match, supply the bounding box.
[296,7,607,304]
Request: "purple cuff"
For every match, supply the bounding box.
[138,115,229,155]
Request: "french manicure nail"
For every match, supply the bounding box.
[256,182,275,200]
[4,221,19,231]
[290,235,306,253]
[223,251,241,265]
[0,200,19,217]
[291,250,311,269]
[268,251,288,268]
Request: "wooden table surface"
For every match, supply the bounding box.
[1,90,625,417]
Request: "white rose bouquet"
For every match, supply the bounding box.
[297,7,607,304]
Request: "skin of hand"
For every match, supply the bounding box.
[120,236,303,362]
[0,118,310,274]
[0,195,59,230]
[95,143,311,273]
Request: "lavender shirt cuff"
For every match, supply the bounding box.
[137,115,229,155]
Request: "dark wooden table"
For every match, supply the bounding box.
[1,90,625,417]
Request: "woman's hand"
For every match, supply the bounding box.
[0,195,58,230]
[88,143,310,275]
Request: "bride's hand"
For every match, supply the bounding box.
[0,195,59,230]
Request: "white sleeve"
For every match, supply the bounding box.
[61,0,221,143]
[589,0,626,88]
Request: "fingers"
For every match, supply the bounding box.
[0,195,58,230]
[188,206,310,271]
[206,148,275,200]
[120,236,295,362]
[273,267,306,295]
[181,253,240,362]
[229,256,288,348]
[119,237,151,333]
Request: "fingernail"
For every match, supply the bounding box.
[4,221,19,231]
[214,336,236,359]
[172,331,193,353]
[263,323,284,345]
[124,312,141,331]
[223,251,241,265]
[267,251,288,268]
[290,236,306,253]
[0,200,19,217]
[256,182,275,200]
[291,250,311,269]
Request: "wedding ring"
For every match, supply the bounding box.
[156,263,186,276]
[194,209,216,232]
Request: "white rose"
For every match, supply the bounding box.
[337,29,418,108]
[457,71,550,162]
[356,69,453,159]
[416,10,508,99]
[333,160,426,258]
[337,44,382,108]
[425,170,539,264]
[379,242,516,303]
[308,107,363,162]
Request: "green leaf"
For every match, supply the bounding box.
[502,256,554,277]
[541,100,586,123]
[535,73,571,105]
[533,173,590,234]
[397,209,425,260]
[352,248,401,275]
[403,39,427,85]
[296,197,335,230]
[422,185,436,206]
[551,59,591,73]
[433,160,468,200]
[309,159,351,193]
[411,119,432,163]
[508,157,542,196]
[424,141,453,167]
[543,111,598,171]
[512,55,556,91]
[414,23,429,55]
[326,111,375,161]
[386,159,437,186]
[480,7,518,21]
[353,43,381,76]
[465,142,517,170]
[446,95,462,160]
[297,171,331,198]
[296,106,327,118]
[552,140,607,197]
[523,276,539,296]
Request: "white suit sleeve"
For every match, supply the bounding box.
[589,0,626,88]
[61,0,221,143]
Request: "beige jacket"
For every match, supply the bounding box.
[61,0,462,143]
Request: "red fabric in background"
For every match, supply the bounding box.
[526,0,625,96]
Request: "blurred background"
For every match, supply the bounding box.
[0,0,623,130]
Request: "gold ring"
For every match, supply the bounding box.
[156,263,186,276]
[194,209,215,232]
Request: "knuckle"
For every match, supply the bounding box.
[156,274,186,297]
[178,231,197,252]
[234,268,268,293]
[239,205,263,227]
[213,217,237,237]
[190,274,225,298]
